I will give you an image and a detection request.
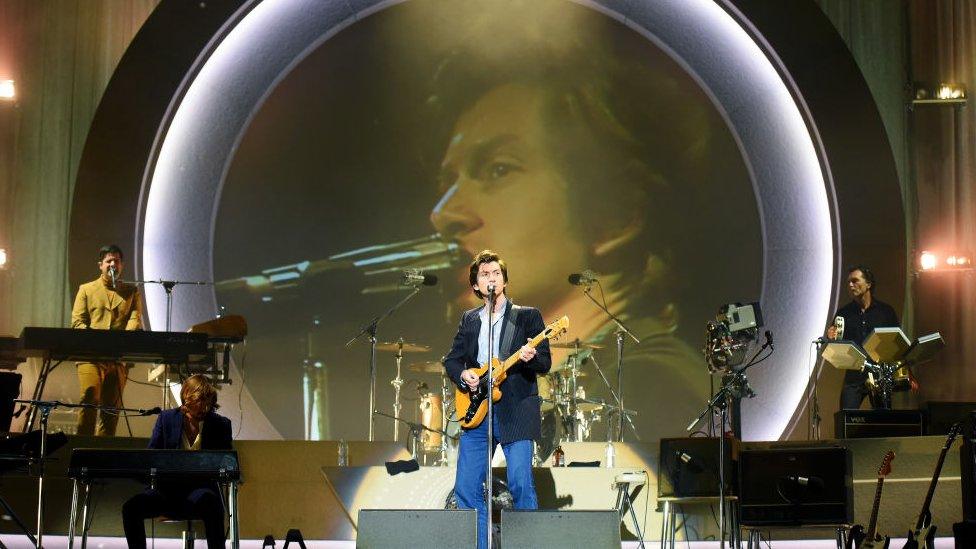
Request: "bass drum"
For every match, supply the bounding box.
[537,374,557,412]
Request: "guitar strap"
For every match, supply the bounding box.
[498,303,521,362]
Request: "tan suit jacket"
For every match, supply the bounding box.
[71,277,143,331]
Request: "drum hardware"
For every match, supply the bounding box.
[376,341,431,353]
[408,360,445,374]
[344,283,433,441]
[567,274,641,442]
[373,409,457,462]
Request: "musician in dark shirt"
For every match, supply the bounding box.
[122,375,232,549]
[827,266,901,409]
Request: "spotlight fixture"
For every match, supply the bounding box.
[0,248,6,269]
[0,80,14,101]
[918,249,973,272]
[912,82,967,106]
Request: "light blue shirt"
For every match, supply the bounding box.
[477,296,506,366]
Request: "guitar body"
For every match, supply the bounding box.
[452,316,569,430]
[454,357,503,429]
[902,525,935,549]
[859,535,890,549]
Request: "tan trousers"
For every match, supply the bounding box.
[76,362,128,436]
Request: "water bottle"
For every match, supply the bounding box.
[553,445,565,467]
[338,438,349,466]
[605,441,615,468]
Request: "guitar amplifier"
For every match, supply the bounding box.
[834,409,925,438]
[658,437,736,498]
[739,446,852,526]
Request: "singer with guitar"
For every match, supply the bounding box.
[443,250,553,549]
[826,265,912,410]
[70,244,143,436]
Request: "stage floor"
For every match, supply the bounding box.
[0,537,957,548]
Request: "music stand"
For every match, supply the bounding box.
[904,332,945,366]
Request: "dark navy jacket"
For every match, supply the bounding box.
[443,299,552,443]
[148,408,233,450]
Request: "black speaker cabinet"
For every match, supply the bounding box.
[658,437,735,498]
[962,413,976,521]
[501,510,621,549]
[356,509,476,548]
[834,409,924,438]
[739,446,852,526]
[927,401,976,435]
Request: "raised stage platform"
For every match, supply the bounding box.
[0,434,965,545]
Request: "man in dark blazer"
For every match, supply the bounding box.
[122,375,233,549]
[443,250,552,549]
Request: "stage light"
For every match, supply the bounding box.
[0,80,14,101]
[0,248,7,270]
[918,249,974,272]
[913,82,967,106]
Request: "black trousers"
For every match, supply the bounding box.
[122,486,225,549]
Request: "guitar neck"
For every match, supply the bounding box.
[916,443,951,530]
[492,326,549,378]
[866,477,884,538]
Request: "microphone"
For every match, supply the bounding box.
[765,330,774,349]
[784,475,824,489]
[140,406,162,416]
[675,451,702,473]
[486,283,496,301]
[568,270,597,286]
[833,316,845,340]
[402,270,438,286]
[108,266,117,289]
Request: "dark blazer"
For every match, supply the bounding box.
[148,408,233,450]
[443,299,552,443]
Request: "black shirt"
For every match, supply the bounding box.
[833,298,899,385]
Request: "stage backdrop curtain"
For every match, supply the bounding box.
[0,0,159,336]
[910,0,976,404]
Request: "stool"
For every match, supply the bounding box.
[614,470,647,548]
[157,517,199,549]
[658,495,739,549]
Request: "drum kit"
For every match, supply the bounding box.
[373,336,624,465]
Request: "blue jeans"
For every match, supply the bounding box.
[455,412,538,549]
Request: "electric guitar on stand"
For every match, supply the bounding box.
[848,450,895,549]
[903,422,961,549]
[455,315,568,429]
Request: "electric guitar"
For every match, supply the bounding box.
[902,422,961,549]
[455,315,568,429]
[848,450,895,549]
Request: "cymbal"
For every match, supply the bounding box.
[408,361,445,373]
[549,341,604,350]
[376,341,431,353]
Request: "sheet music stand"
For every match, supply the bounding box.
[820,341,867,371]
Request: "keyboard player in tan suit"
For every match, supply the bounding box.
[70,244,143,436]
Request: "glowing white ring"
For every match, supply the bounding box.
[142,0,833,441]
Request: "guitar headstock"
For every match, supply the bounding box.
[544,316,570,342]
[947,422,962,447]
[878,450,895,478]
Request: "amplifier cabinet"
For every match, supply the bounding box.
[834,409,924,439]
[738,446,852,526]
[658,437,736,498]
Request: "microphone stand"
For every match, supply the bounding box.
[485,285,496,549]
[580,285,639,441]
[13,398,160,549]
[124,278,211,409]
[345,284,423,441]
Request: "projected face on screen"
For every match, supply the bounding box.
[213,0,762,442]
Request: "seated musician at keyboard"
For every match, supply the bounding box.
[122,374,232,549]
